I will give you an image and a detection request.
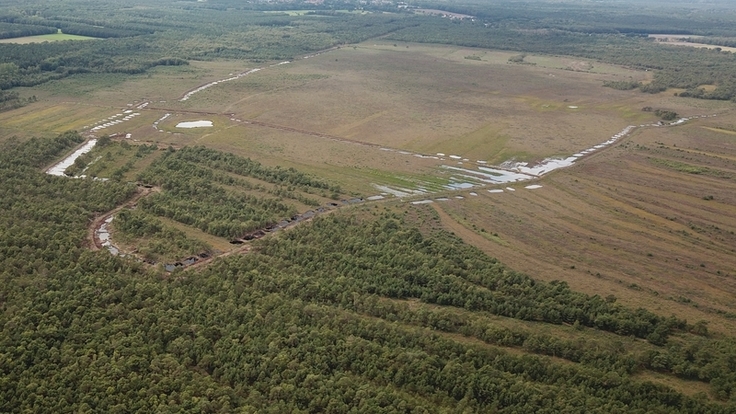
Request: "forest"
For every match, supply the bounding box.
[2,132,736,412]
[134,145,337,240]
[3,0,736,412]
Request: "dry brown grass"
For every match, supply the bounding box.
[431,112,736,334]
[212,44,654,161]
[3,42,706,185]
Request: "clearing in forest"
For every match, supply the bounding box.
[10,40,736,334]
[0,32,99,44]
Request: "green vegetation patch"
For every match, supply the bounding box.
[64,139,159,180]
[113,209,210,263]
[650,157,734,179]
[135,146,341,239]
[0,33,99,44]
[0,89,37,112]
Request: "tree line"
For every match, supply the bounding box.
[0,21,56,39]
[0,15,152,38]
[134,146,339,239]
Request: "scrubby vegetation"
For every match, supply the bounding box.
[604,80,642,91]
[0,89,35,112]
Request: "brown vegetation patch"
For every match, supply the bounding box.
[432,114,736,334]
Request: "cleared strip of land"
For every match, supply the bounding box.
[0,33,98,43]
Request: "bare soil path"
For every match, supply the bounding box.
[87,185,159,251]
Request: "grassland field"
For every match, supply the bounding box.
[430,118,736,335]
[4,40,736,340]
[0,32,98,44]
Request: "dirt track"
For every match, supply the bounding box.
[88,185,159,251]
[88,180,352,273]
